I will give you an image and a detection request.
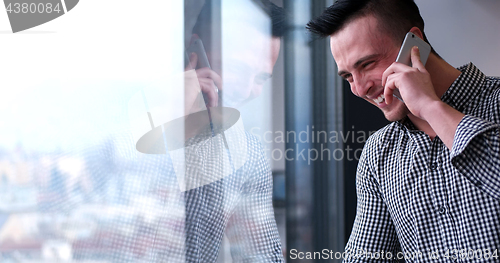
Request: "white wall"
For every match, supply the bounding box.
[416,0,500,76]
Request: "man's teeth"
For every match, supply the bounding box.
[374,94,385,104]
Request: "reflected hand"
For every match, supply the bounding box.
[184,53,223,115]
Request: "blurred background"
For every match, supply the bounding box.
[0,0,499,262]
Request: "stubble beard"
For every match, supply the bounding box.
[382,102,410,122]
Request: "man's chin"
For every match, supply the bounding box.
[384,114,405,122]
[381,105,409,122]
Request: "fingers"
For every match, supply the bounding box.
[196,67,222,107]
[195,67,223,91]
[382,62,406,87]
[381,67,392,87]
[381,52,423,102]
[382,63,402,87]
[199,78,219,107]
[383,74,397,105]
[410,46,425,71]
[382,47,425,86]
[184,58,223,108]
[382,63,405,105]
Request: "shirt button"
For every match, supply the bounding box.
[438,206,446,214]
[430,163,438,170]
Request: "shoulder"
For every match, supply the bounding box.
[357,122,402,174]
[486,75,500,85]
[357,121,408,177]
[363,122,403,153]
[487,76,500,100]
[236,131,272,192]
[484,76,500,96]
[244,130,262,148]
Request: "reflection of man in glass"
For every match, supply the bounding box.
[184,2,282,110]
[176,0,285,262]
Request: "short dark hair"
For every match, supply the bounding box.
[306,0,437,54]
[253,0,286,37]
[192,0,285,38]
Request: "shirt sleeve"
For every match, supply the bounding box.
[451,114,500,201]
[343,140,401,263]
[224,138,284,263]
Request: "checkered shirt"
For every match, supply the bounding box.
[67,129,283,263]
[344,63,500,262]
[181,127,284,262]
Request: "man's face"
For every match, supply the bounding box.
[330,15,409,121]
[222,24,281,108]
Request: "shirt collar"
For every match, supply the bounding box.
[440,62,486,112]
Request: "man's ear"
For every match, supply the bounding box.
[409,27,424,40]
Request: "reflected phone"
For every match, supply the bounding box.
[185,39,222,106]
[185,39,211,69]
[393,32,431,102]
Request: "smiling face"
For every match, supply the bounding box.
[222,24,281,108]
[330,15,409,121]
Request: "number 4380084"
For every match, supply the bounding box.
[444,249,498,260]
[6,2,61,14]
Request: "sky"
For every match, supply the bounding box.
[0,0,183,152]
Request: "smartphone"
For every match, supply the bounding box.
[185,39,211,69]
[185,39,223,106]
[396,32,431,66]
[393,32,431,102]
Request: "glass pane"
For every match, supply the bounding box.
[0,0,286,262]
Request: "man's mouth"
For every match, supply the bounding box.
[373,94,385,104]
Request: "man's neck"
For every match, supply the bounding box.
[407,54,462,139]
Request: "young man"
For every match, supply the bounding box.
[307,0,499,262]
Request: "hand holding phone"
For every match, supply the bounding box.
[184,39,222,109]
[392,32,431,102]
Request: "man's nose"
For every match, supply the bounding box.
[353,74,372,98]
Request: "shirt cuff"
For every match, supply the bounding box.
[451,115,500,159]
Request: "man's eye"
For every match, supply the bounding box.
[254,73,272,85]
[344,74,353,82]
[362,61,374,68]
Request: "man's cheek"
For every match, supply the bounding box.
[251,84,264,98]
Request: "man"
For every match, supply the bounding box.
[307,0,499,262]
